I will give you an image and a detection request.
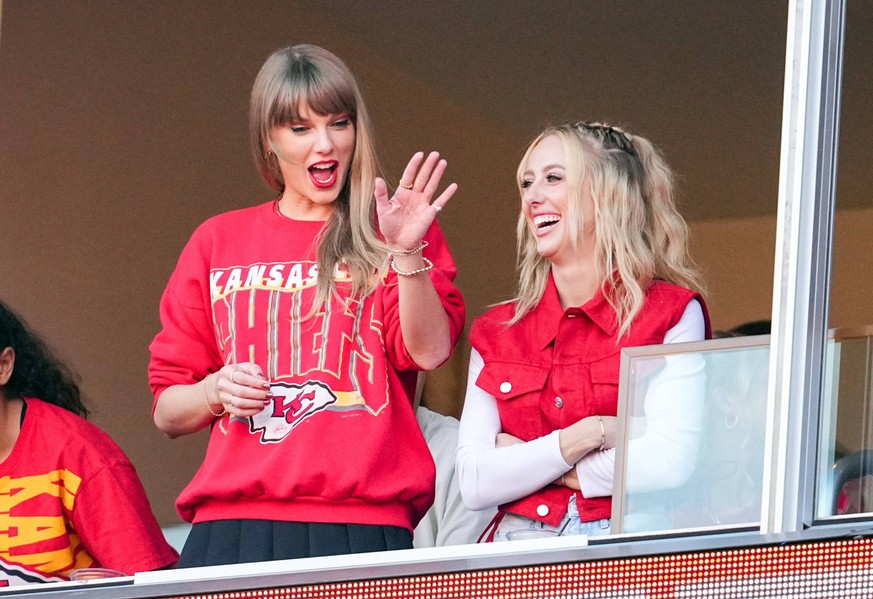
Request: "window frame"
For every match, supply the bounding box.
[764,0,846,534]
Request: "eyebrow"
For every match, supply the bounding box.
[289,111,350,123]
[523,163,566,176]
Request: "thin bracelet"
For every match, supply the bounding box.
[388,240,428,256]
[203,375,226,418]
[390,256,434,277]
[596,415,605,451]
[560,474,566,487]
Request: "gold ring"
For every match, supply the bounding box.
[432,204,442,213]
[400,182,413,190]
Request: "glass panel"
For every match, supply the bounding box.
[817,0,873,522]
[816,327,873,518]
[613,337,770,534]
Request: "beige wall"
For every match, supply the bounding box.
[830,209,873,330]
[690,215,777,332]
[688,208,873,335]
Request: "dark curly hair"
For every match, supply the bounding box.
[0,299,88,418]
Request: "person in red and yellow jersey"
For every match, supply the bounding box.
[0,299,177,586]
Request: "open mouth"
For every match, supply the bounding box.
[308,161,339,189]
[533,214,561,235]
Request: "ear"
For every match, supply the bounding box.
[0,347,15,386]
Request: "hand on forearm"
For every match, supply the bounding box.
[555,468,580,491]
[558,415,617,464]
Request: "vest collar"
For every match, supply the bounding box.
[526,274,619,349]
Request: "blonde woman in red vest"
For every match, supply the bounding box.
[457,123,710,540]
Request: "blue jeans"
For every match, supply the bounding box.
[494,495,611,542]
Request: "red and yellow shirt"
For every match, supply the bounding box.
[0,399,177,586]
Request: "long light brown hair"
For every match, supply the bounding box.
[511,122,705,336]
[250,44,385,310]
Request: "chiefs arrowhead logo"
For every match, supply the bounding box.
[249,381,338,443]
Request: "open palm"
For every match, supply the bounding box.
[375,151,457,250]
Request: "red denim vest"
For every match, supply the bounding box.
[470,277,710,526]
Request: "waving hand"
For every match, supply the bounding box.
[374,151,457,251]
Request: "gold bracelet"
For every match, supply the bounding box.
[390,256,434,277]
[596,415,605,451]
[388,240,428,256]
[560,474,566,487]
[203,375,226,418]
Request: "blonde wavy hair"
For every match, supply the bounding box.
[250,44,386,311]
[511,122,705,337]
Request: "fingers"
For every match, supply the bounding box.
[562,469,581,491]
[399,151,425,189]
[236,361,266,380]
[217,363,272,416]
[399,151,456,201]
[228,363,269,389]
[373,177,389,204]
[380,151,454,249]
[432,182,458,211]
[413,152,442,192]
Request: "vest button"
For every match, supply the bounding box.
[499,382,512,393]
[554,396,563,408]
[536,504,549,517]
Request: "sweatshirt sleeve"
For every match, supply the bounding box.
[148,225,224,406]
[379,221,465,371]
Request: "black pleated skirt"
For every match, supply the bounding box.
[177,520,413,568]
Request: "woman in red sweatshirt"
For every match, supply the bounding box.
[149,44,465,567]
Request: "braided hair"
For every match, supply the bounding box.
[0,299,88,417]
